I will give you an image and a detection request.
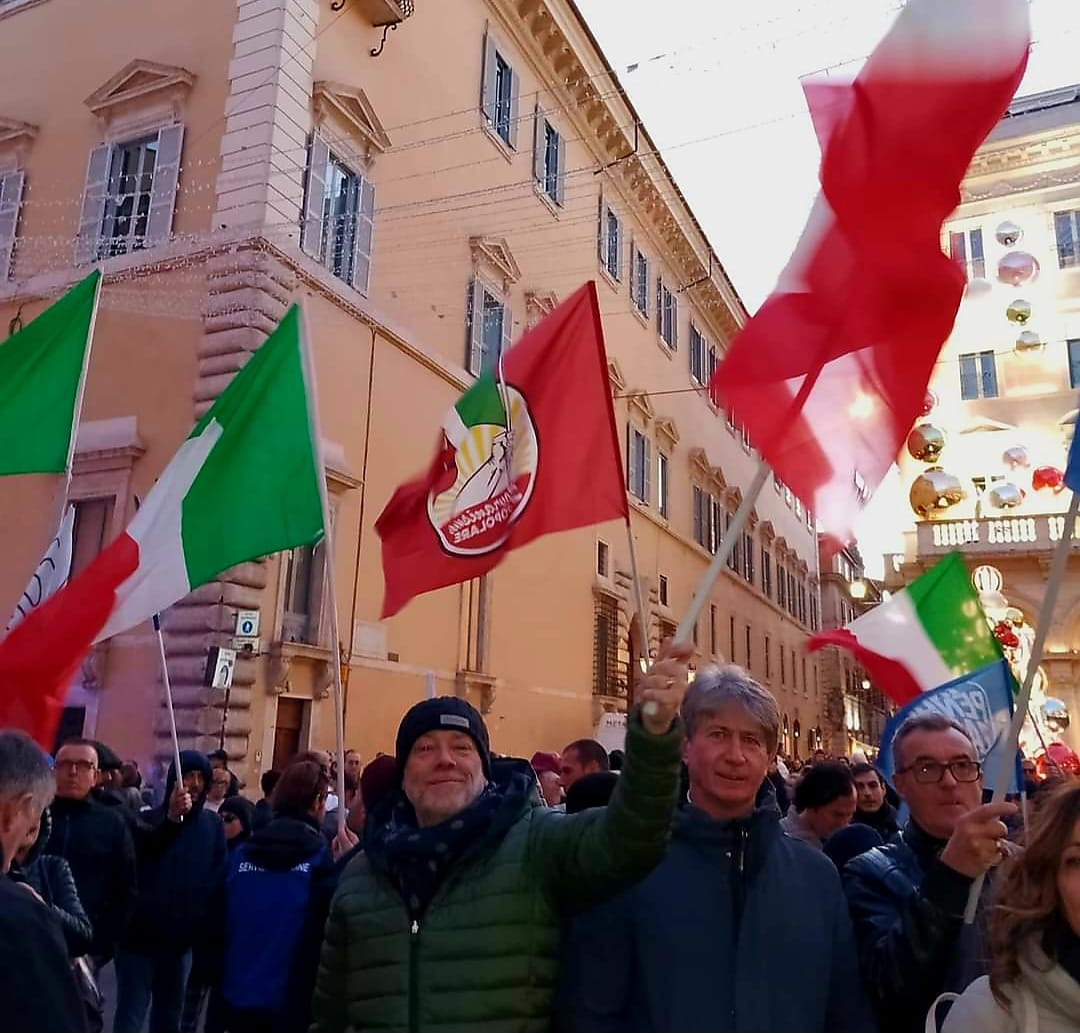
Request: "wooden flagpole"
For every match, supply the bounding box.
[298,300,348,832]
[964,490,1079,923]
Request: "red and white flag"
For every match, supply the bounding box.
[710,0,1030,544]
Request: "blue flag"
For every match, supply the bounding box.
[878,659,1019,795]
[1066,405,1080,493]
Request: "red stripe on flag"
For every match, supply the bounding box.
[0,532,138,749]
[806,628,921,707]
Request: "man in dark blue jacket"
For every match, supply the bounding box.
[561,666,875,1033]
[114,750,225,1033]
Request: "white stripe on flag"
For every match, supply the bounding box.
[6,505,76,632]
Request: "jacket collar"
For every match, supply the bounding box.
[676,781,781,876]
[901,819,947,865]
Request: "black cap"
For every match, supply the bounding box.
[92,741,122,771]
[395,697,491,780]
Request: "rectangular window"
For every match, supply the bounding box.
[742,532,755,585]
[1055,210,1080,269]
[729,614,736,660]
[788,573,797,616]
[71,498,113,578]
[593,594,619,697]
[728,515,740,572]
[741,423,752,451]
[710,604,717,656]
[948,227,985,281]
[283,542,323,645]
[762,548,772,598]
[710,496,723,555]
[959,350,999,400]
[627,427,650,503]
[319,154,362,284]
[1069,339,1080,389]
[707,344,718,384]
[596,540,609,578]
[692,620,699,647]
[692,486,707,548]
[810,592,819,632]
[659,574,669,606]
[604,208,621,280]
[658,452,670,518]
[657,278,677,349]
[689,323,706,384]
[493,53,515,144]
[791,649,798,690]
[533,112,565,206]
[632,247,649,316]
[802,657,809,696]
[465,281,509,377]
[544,121,561,202]
[764,634,771,679]
[780,646,786,685]
[100,135,158,257]
[777,563,787,608]
[745,625,752,669]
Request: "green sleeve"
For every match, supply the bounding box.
[309,888,349,1033]
[528,705,682,911]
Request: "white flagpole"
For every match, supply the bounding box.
[676,460,771,644]
[153,613,184,812]
[624,515,650,670]
[964,490,1079,923]
[58,270,103,513]
[298,300,348,831]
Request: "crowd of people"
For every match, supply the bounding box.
[1,642,1078,1032]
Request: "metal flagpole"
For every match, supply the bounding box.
[298,299,348,831]
[624,515,650,695]
[964,490,1079,923]
[153,613,184,816]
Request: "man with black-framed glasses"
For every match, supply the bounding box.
[842,714,1018,1033]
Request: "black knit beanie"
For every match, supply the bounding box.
[395,696,491,780]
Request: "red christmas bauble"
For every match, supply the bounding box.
[1032,466,1065,493]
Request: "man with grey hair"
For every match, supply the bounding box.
[843,713,1017,1033]
[561,665,874,1032]
[0,730,89,1032]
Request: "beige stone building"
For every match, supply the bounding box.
[887,84,1080,756]
[0,0,825,783]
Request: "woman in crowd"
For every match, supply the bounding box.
[219,758,337,1033]
[941,782,1080,1032]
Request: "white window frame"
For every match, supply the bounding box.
[657,451,669,519]
[689,322,706,384]
[948,226,985,282]
[533,108,565,206]
[0,168,25,281]
[959,350,998,400]
[656,276,677,350]
[481,28,519,151]
[630,243,649,317]
[465,277,511,378]
[598,196,621,283]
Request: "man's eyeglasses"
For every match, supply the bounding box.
[896,759,981,784]
[55,760,96,774]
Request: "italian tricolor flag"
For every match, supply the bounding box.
[807,553,1002,706]
[0,306,325,747]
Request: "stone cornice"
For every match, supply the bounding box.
[491,0,746,343]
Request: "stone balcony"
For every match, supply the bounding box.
[916,513,1080,556]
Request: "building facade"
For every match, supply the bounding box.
[0,0,824,782]
[887,84,1080,756]
[816,540,890,758]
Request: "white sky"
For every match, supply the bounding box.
[577,0,1080,574]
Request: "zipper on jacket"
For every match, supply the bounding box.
[731,824,749,1029]
[409,919,420,1033]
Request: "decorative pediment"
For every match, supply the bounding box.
[85,60,195,125]
[774,536,789,556]
[626,391,654,422]
[607,358,626,396]
[655,417,679,451]
[525,289,559,328]
[469,236,521,293]
[0,117,37,148]
[313,80,392,161]
[758,520,776,543]
[688,447,712,481]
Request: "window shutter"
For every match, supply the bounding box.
[508,69,520,150]
[501,297,512,361]
[481,28,497,121]
[671,293,678,350]
[643,436,651,504]
[656,276,662,334]
[146,123,184,248]
[556,132,566,206]
[628,239,635,300]
[352,177,375,295]
[465,279,482,376]
[532,104,545,185]
[302,133,330,257]
[74,144,111,265]
[625,423,632,494]
[0,170,25,281]
[597,191,605,265]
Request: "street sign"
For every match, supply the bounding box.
[205,646,237,689]
[234,610,260,638]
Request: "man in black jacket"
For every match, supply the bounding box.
[114,750,225,1033]
[0,729,88,1033]
[851,763,901,841]
[47,738,138,962]
[843,715,1017,1033]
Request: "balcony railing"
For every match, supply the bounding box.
[918,514,1080,556]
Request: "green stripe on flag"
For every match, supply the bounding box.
[181,305,325,590]
[0,270,99,475]
[455,375,506,430]
[908,553,1002,680]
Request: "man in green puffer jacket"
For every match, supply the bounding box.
[311,643,690,1033]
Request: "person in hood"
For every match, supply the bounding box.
[311,642,689,1033]
[851,763,901,842]
[561,665,875,1033]
[113,750,223,1033]
[219,758,337,1033]
[219,797,255,848]
[0,730,90,1033]
[941,781,1080,1033]
[781,762,858,850]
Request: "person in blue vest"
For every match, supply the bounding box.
[220,756,336,1033]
